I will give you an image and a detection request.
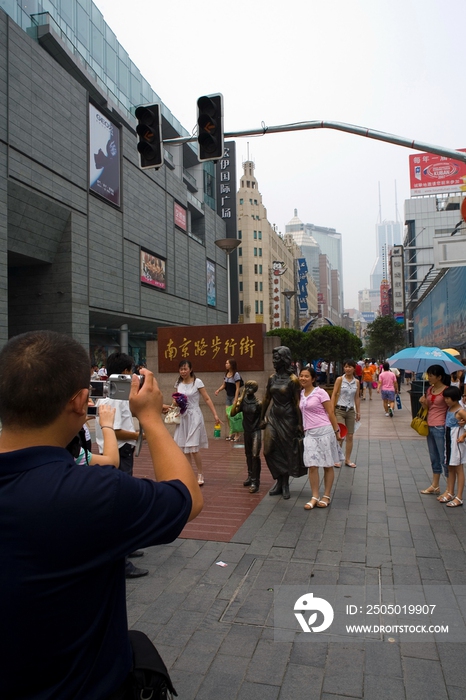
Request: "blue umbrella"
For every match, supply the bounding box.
[387,346,464,375]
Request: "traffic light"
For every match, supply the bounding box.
[197,94,224,162]
[135,103,163,169]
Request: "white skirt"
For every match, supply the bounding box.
[303,425,342,467]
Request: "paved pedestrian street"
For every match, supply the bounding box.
[129,384,466,699]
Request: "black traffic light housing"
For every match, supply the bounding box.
[197,94,224,162]
[135,103,163,169]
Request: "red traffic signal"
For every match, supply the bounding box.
[197,94,224,162]
[135,104,163,169]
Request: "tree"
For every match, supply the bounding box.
[306,326,363,372]
[365,316,405,359]
[266,328,306,360]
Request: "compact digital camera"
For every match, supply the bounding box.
[104,374,145,401]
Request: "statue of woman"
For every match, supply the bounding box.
[261,345,305,499]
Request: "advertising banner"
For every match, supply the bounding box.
[174,202,187,231]
[89,104,120,206]
[140,250,166,290]
[409,149,466,196]
[206,260,216,307]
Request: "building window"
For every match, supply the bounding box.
[255,300,259,314]
[249,199,253,204]
[254,199,258,205]
[238,230,242,239]
[253,248,257,257]
[260,300,263,314]
[260,282,263,291]
[247,181,250,187]
[240,300,244,314]
[258,231,262,239]
[238,247,242,256]
[254,264,258,274]
[259,265,262,274]
[239,282,243,291]
[239,264,243,274]
[239,198,243,204]
[253,231,257,239]
[255,282,258,291]
[259,248,262,257]
[252,182,256,189]
[241,181,244,187]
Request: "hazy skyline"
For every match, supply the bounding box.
[93,0,466,307]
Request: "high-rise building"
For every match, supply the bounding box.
[237,162,298,330]
[0,1,229,358]
[370,220,403,292]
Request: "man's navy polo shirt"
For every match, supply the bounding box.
[0,446,192,699]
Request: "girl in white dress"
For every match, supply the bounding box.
[173,361,221,485]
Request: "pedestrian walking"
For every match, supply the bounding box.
[331,359,360,467]
[377,361,398,417]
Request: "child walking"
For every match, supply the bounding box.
[441,386,466,507]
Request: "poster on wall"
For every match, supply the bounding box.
[89,103,120,206]
[140,250,166,290]
[174,202,187,231]
[206,260,216,306]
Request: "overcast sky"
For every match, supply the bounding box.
[94,0,465,308]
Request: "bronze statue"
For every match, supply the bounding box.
[231,380,262,493]
[260,345,305,499]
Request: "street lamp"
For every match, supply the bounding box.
[214,238,240,324]
[282,289,296,328]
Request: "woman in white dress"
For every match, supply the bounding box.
[173,360,221,485]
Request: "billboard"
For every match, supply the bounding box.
[409,149,466,196]
[206,260,216,307]
[89,103,120,206]
[140,250,166,290]
[174,202,187,231]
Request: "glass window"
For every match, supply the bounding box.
[240,300,244,314]
[253,248,257,257]
[105,23,117,49]
[238,231,242,239]
[249,199,252,204]
[105,45,117,82]
[259,248,262,257]
[260,300,263,314]
[260,282,263,291]
[238,247,242,256]
[118,58,129,94]
[254,199,257,205]
[239,264,243,274]
[91,2,104,32]
[239,198,243,204]
[259,265,262,274]
[91,25,103,66]
[60,0,75,28]
[239,282,243,292]
[258,231,262,240]
[253,231,257,239]
[255,300,259,314]
[254,264,258,274]
[254,282,258,291]
[247,181,250,188]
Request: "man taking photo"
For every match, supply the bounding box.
[0,330,203,699]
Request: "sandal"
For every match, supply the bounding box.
[438,492,453,503]
[420,486,440,495]
[446,496,463,507]
[345,462,357,468]
[197,474,205,486]
[316,495,331,508]
[304,497,319,510]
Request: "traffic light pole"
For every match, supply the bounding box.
[164,119,466,163]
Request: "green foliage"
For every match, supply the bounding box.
[306,326,363,364]
[266,328,307,360]
[365,315,405,359]
[266,326,363,368]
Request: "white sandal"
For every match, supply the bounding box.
[304,497,319,510]
[316,495,331,508]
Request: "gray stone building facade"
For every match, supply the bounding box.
[0,5,228,362]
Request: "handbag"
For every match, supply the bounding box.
[164,406,180,425]
[396,394,402,410]
[226,405,243,433]
[411,406,429,436]
[128,630,177,699]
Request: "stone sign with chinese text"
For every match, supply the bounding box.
[158,323,265,372]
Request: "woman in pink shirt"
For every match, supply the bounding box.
[419,364,449,500]
[377,362,398,417]
[299,366,341,510]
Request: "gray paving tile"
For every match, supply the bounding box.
[402,657,448,699]
[363,674,406,700]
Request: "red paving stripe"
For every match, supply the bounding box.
[132,439,274,542]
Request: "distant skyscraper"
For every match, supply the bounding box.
[370,220,403,300]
